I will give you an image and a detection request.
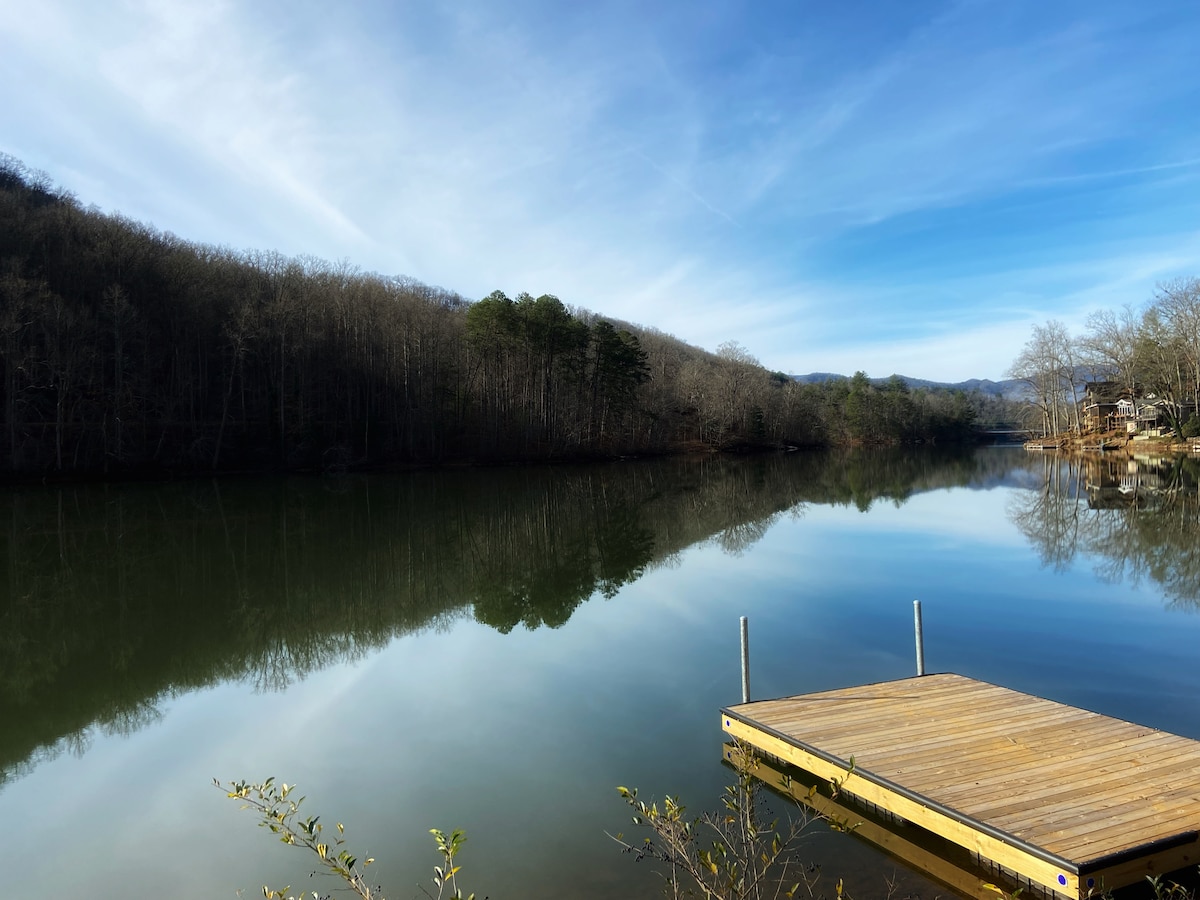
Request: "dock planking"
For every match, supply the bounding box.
[721,673,1200,898]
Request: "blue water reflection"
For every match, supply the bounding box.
[3,448,1200,899]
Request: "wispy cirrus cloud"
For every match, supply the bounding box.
[2,0,1199,381]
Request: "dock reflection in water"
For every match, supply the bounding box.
[726,747,1035,900]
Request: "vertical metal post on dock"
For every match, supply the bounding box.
[913,600,926,676]
[740,615,750,703]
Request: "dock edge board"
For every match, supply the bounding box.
[723,744,1060,900]
[723,708,1082,896]
[721,708,1200,899]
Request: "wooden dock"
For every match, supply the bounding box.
[722,746,1041,900]
[721,673,1200,898]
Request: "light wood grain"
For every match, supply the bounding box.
[722,673,1200,898]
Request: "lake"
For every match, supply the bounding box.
[3,447,1200,899]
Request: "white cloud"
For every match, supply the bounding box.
[2,0,1199,383]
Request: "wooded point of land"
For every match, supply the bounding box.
[0,156,987,477]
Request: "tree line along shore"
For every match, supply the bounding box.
[1009,277,1200,442]
[0,156,992,478]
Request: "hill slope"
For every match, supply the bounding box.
[794,372,1024,399]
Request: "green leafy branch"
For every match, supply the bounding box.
[609,741,827,900]
[217,777,382,900]
[424,828,476,900]
[218,777,482,900]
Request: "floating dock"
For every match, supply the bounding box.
[721,673,1200,898]
[722,746,1037,900]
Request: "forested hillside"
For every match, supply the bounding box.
[0,157,979,476]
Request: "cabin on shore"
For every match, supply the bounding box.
[1078,380,1195,438]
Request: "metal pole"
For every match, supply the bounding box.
[913,600,926,676]
[740,615,750,703]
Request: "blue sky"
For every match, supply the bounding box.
[2,0,1199,382]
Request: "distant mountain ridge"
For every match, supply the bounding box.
[793,372,1024,398]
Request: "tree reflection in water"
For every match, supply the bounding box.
[1008,453,1200,606]
[0,447,1061,790]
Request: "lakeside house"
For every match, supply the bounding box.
[1080,381,1125,433]
[1080,380,1192,437]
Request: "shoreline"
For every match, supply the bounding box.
[1025,432,1200,457]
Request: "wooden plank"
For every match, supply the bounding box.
[758,694,1113,756]
[744,691,1107,766]
[975,753,1200,826]
[738,739,1200,898]
[930,740,1198,814]
[924,756,1180,808]
[926,728,1191,782]
[791,707,1093,758]
[748,691,1032,734]
[748,680,1041,734]
[1033,797,1200,858]
[724,681,1200,849]
[1079,838,1200,888]
[890,716,1166,762]
[750,685,1020,726]
[721,714,1082,898]
[884,746,1186,807]
[721,672,1200,899]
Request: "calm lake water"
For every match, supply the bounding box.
[4,447,1200,899]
